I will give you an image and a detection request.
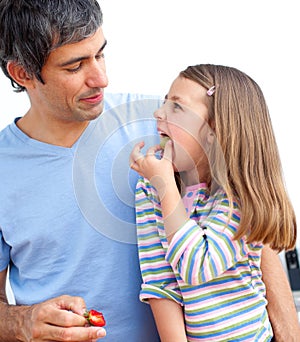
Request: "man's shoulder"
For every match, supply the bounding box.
[0,121,15,145]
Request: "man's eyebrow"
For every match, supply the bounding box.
[59,39,107,67]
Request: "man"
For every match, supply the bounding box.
[0,0,298,341]
[0,1,159,340]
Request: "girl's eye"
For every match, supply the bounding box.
[173,102,183,111]
[161,99,184,113]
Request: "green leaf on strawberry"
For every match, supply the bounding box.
[160,136,170,149]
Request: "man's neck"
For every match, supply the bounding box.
[16,112,89,148]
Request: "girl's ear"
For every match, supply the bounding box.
[206,130,215,145]
[6,61,35,89]
[206,120,216,146]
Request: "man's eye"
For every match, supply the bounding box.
[67,64,82,73]
[96,53,105,60]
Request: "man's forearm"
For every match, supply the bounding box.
[261,247,300,341]
[0,301,31,341]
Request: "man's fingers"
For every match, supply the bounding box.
[44,325,106,341]
[54,295,87,316]
[27,295,106,341]
[45,308,87,328]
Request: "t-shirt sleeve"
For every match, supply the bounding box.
[165,195,249,285]
[0,230,11,272]
[135,177,182,305]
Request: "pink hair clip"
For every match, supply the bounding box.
[207,86,216,96]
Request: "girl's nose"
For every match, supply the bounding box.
[154,107,166,120]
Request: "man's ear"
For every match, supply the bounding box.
[6,61,35,89]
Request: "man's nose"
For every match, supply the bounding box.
[86,60,108,88]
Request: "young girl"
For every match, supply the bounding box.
[130,64,297,341]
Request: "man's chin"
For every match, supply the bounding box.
[88,111,103,121]
[80,105,104,122]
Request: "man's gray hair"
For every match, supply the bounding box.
[0,0,103,92]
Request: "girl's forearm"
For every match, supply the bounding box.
[149,298,187,342]
[158,179,188,243]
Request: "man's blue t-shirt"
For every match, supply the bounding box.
[0,93,161,341]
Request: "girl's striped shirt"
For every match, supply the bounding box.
[136,177,273,341]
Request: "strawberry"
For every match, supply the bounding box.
[84,309,106,327]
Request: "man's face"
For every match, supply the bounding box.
[29,27,108,123]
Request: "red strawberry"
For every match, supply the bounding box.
[84,309,106,327]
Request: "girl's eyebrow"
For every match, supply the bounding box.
[166,94,181,102]
[58,39,107,67]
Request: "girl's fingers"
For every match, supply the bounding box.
[129,141,145,168]
[146,144,161,156]
[161,139,173,161]
[130,142,167,173]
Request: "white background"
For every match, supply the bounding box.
[0,0,299,255]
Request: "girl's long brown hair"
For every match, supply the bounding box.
[180,64,296,251]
